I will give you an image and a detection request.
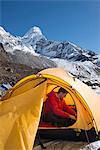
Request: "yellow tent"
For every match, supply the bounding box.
[0,68,100,149]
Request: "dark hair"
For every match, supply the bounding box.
[58,87,68,94]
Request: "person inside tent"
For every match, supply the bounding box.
[42,87,77,127]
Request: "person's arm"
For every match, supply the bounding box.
[63,101,76,117]
[49,92,70,118]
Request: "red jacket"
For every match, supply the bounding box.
[43,91,76,118]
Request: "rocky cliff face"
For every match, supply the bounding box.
[0,43,42,85]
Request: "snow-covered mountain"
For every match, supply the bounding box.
[0,26,100,94]
[22,26,46,46]
[0,26,56,69]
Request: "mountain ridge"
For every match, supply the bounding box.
[0,26,100,94]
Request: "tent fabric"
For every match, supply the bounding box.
[0,81,47,150]
[0,67,100,149]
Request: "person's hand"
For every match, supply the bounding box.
[69,115,76,120]
[69,105,76,110]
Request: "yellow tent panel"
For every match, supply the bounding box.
[0,81,46,149]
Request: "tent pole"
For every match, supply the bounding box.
[84,129,90,144]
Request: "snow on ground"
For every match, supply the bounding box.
[51,58,100,95]
[51,58,98,79]
[80,140,100,150]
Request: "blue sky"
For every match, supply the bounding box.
[0,0,100,54]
